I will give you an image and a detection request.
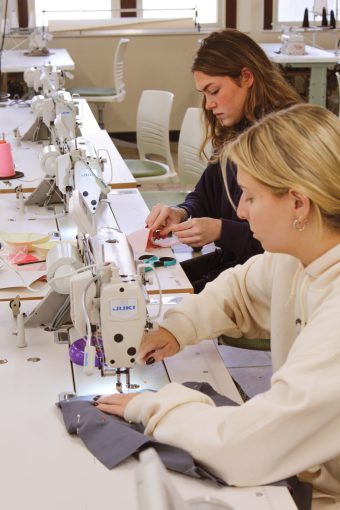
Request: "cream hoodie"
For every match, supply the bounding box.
[125,246,340,509]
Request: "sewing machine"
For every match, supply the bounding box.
[23,64,79,145]
[21,65,110,211]
[27,27,52,56]
[137,448,233,510]
[24,178,157,392]
[24,104,110,216]
[24,64,65,96]
[280,28,305,55]
[67,226,152,392]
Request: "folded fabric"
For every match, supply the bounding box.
[57,382,311,510]
[57,382,237,483]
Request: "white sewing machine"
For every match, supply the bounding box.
[22,64,110,212]
[280,28,305,55]
[25,107,110,216]
[67,229,151,391]
[27,27,52,56]
[25,186,157,392]
[24,63,65,96]
[23,64,79,144]
[137,448,233,510]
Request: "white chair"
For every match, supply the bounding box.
[69,38,130,128]
[336,72,340,117]
[124,90,177,184]
[141,107,211,209]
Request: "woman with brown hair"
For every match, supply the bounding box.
[146,29,301,292]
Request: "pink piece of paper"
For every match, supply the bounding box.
[127,228,150,254]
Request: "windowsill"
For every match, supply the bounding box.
[262,26,340,33]
[40,16,219,37]
[52,27,213,37]
[6,27,216,39]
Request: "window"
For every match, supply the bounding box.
[274,0,339,25]
[34,0,119,27]
[136,0,226,28]
[33,0,225,30]
[139,0,218,25]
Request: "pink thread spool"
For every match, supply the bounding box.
[0,140,15,178]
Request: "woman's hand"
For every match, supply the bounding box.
[137,327,180,364]
[94,393,138,417]
[93,328,180,417]
[146,204,187,236]
[171,217,222,247]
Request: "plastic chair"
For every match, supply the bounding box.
[336,72,340,117]
[69,38,130,128]
[141,107,211,209]
[124,90,177,184]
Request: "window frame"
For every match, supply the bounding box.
[19,0,232,32]
[135,0,227,29]
[267,0,339,29]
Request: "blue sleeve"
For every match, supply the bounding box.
[176,161,263,262]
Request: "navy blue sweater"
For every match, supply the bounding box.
[177,160,263,269]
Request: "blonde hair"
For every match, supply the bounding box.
[222,104,340,232]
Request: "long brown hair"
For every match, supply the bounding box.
[192,29,302,155]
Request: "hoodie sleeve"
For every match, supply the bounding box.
[160,253,273,349]
[125,284,340,488]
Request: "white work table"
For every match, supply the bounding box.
[0,98,99,136]
[0,195,59,301]
[1,47,75,72]
[0,188,192,300]
[55,189,193,294]
[0,299,297,510]
[260,43,339,106]
[0,101,136,193]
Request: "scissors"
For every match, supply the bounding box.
[137,254,176,271]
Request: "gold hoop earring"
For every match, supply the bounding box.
[293,217,306,232]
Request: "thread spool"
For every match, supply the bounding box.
[0,140,15,178]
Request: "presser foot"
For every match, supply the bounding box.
[101,366,140,392]
[116,368,140,393]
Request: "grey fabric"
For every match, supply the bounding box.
[57,382,237,483]
[57,382,311,510]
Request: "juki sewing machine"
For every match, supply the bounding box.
[24,185,159,393]
[23,63,79,146]
[22,67,110,213]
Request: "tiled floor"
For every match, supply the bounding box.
[115,136,273,400]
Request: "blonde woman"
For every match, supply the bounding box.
[96,104,340,508]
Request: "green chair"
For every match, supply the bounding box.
[124,89,177,184]
[69,38,130,128]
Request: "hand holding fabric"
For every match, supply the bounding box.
[171,217,222,247]
[146,204,187,236]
